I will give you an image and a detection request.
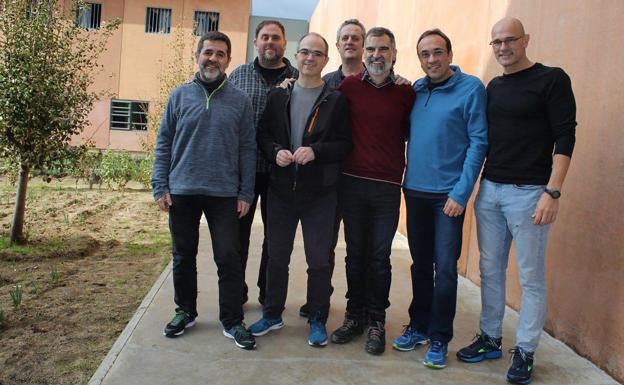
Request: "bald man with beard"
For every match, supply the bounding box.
[456,17,576,385]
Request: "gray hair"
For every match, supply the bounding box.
[336,19,366,42]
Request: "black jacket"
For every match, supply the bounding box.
[257,82,352,201]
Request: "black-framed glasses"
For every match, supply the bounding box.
[297,49,327,58]
[489,36,523,48]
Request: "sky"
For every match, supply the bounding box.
[252,0,319,21]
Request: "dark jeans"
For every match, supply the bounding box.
[405,191,465,343]
[339,175,401,322]
[304,208,340,307]
[239,172,270,303]
[169,194,244,329]
[263,189,336,322]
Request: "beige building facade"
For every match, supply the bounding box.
[75,0,251,152]
[310,0,624,381]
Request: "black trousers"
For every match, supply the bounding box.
[169,194,244,329]
[239,172,270,303]
[263,189,336,322]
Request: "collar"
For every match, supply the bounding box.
[414,65,462,91]
[361,69,396,88]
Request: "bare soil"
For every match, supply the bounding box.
[0,178,170,385]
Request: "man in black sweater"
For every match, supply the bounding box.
[249,32,352,347]
[456,17,576,385]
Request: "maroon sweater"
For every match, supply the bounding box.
[338,75,415,184]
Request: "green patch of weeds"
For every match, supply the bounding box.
[10,284,22,309]
[29,281,43,296]
[50,264,61,284]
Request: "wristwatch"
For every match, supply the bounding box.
[544,188,561,199]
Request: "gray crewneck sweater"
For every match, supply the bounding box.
[151,77,256,203]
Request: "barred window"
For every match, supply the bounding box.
[145,7,171,34]
[194,11,220,36]
[110,100,148,131]
[76,2,101,30]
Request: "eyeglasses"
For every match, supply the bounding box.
[297,49,327,58]
[419,48,447,59]
[489,36,523,48]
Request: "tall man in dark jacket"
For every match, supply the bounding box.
[229,20,299,305]
[151,32,257,350]
[249,32,352,347]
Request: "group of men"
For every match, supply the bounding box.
[151,15,576,385]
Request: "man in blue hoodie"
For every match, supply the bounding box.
[392,29,488,369]
[151,31,257,350]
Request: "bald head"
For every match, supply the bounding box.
[490,17,532,74]
[492,17,525,37]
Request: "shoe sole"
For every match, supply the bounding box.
[308,339,328,347]
[392,339,429,352]
[330,331,363,344]
[250,321,284,336]
[423,360,447,369]
[457,350,503,363]
[222,329,256,350]
[506,374,532,384]
[163,320,196,338]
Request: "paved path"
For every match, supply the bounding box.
[89,213,619,385]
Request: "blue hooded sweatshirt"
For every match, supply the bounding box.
[404,66,488,206]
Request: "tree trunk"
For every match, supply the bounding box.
[10,163,30,245]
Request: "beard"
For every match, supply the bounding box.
[365,56,393,76]
[200,62,223,81]
[258,49,283,67]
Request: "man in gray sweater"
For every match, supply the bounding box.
[151,31,257,350]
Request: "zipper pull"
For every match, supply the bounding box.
[293,180,297,191]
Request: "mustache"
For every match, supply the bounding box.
[366,56,385,64]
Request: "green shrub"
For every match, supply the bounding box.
[10,284,22,309]
[133,154,153,190]
[99,150,138,190]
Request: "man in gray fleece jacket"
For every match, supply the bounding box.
[151,31,257,350]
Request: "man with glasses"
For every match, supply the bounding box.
[330,27,415,355]
[456,17,576,385]
[249,33,352,347]
[229,20,298,306]
[392,29,487,369]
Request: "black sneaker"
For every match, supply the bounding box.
[163,310,195,338]
[223,323,257,350]
[365,321,386,355]
[331,316,364,344]
[506,346,534,384]
[299,304,310,318]
[457,333,503,362]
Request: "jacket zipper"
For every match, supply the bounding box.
[195,78,227,110]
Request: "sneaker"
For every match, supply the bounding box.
[308,320,328,347]
[331,316,364,344]
[163,310,195,338]
[223,324,256,350]
[423,340,448,369]
[299,304,310,318]
[248,317,284,336]
[506,346,534,384]
[456,333,503,362]
[392,325,428,351]
[365,321,386,355]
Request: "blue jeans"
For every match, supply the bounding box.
[404,190,464,343]
[339,175,401,322]
[475,179,550,352]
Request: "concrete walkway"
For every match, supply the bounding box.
[89,213,619,385]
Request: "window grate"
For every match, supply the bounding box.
[110,100,149,131]
[193,11,220,36]
[145,7,171,34]
[76,2,102,30]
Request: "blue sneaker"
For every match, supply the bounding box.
[308,320,328,347]
[392,325,428,351]
[423,340,448,369]
[248,317,284,336]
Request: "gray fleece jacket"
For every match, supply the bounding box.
[151,77,256,203]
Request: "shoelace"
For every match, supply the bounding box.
[508,347,529,368]
[172,312,190,325]
[400,324,414,335]
[368,326,383,340]
[341,318,358,330]
[233,324,251,337]
[430,340,445,353]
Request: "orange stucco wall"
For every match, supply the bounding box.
[74,0,250,151]
[311,0,624,381]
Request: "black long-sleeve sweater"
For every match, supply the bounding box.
[482,63,576,185]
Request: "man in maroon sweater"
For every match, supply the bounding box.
[330,27,415,355]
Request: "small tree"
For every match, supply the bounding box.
[0,0,119,244]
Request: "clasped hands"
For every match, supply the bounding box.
[276,147,315,167]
